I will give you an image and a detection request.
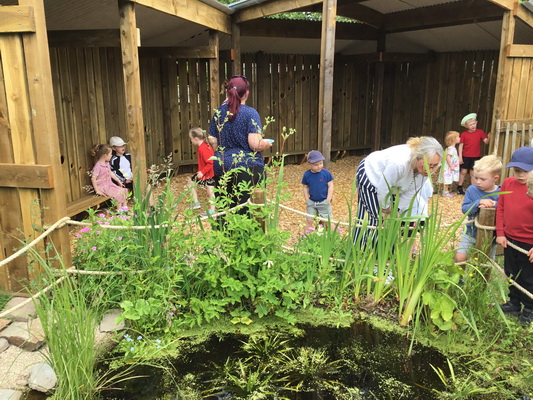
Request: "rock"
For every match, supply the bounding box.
[27,363,57,393]
[0,338,9,353]
[0,389,23,400]
[1,298,37,322]
[99,309,125,332]
[0,319,44,351]
[0,319,11,331]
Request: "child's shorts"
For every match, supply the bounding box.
[456,230,497,259]
[461,156,480,170]
[306,199,332,221]
[191,175,215,186]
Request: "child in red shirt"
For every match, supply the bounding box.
[457,113,489,194]
[187,127,216,215]
[495,146,533,326]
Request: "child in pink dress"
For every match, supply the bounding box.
[91,144,129,209]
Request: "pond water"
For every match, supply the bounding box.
[100,321,447,399]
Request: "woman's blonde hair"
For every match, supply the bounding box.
[407,136,443,166]
[189,127,206,140]
[444,131,460,147]
[473,154,502,176]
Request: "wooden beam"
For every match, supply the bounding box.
[0,164,53,189]
[119,0,147,188]
[318,0,337,167]
[209,30,220,116]
[48,29,120,47]
[231,23,241,76]
[233,0,323,24]
[0,5,35,33]
[299,0,383,28]
[240,19,378,40]
[133,0,231,34]
[484,0,514,10]
[384,0,504,33]
[517,5,533,29]
[507,44,533,57]
[139,46,216,58]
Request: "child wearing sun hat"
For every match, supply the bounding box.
[495,146,533,325]
[457,113,489,194]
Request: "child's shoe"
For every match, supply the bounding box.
[519,308,533,326]
[200,210,215,217]
[500,301,522,316]
[443,192,454,198]
[188,201,201,210]
[457,186,465,195]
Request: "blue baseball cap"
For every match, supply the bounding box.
[506,147,533,172]
[308,150,325,163]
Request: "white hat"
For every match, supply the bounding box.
[460,113,477,127]
[109,136,127,146]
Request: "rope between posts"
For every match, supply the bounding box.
[0,216,71,268]
[0,271,70,319]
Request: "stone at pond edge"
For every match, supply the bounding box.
[0,318,11,331]
[1,298,37,322]
[0,389,23,400]
[99,309,125,333]
[0,338,9,353]
[28,363,57,393]
[0,319,44,351]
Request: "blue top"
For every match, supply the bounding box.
[208,104,264,176]
[462,185,500,237]
[302,169,334,202]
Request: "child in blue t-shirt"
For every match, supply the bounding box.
[302,150,334,230]
[454,154,502,263]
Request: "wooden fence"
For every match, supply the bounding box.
[492,119,533,179]
[49,49,499,205]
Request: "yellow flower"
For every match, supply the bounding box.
[509,376,514,380]
[473,257,478,261]
[509,279,514,283]
[469,273,473,277]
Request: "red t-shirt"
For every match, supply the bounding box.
[197,141,214,179]
[496,177,533,244]
[460,129,488,158]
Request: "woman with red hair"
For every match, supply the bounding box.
[208,76,273,212]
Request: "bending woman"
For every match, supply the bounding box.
[354,136,443,245]
[208,75,273,212]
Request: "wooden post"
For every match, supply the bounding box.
[20,0,71,275]
[231,23,241,76]
[372,31,386,151]
[475,208,496,282]
[251,188,266,232]
[209,30,220,115]
[491,10,515,136]
[317,0,337,168]
[119,0,147,189]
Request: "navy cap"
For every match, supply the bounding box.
[506,147,533,172]
[308,150,325,163]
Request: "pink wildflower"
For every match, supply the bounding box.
[91,246,97,251]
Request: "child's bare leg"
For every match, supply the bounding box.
[186,178,199,203]
[206,185,216,212]
[458,168,468,186]
[454,251,467,264]
[305,218,315,230]
[442,184,449,195]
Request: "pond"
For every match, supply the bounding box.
[99,321,447,400]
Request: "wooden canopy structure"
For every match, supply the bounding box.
[0,0,532,292]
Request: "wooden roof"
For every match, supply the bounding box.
[0,0,530,54]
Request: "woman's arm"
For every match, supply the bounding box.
[248,133,273,152]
